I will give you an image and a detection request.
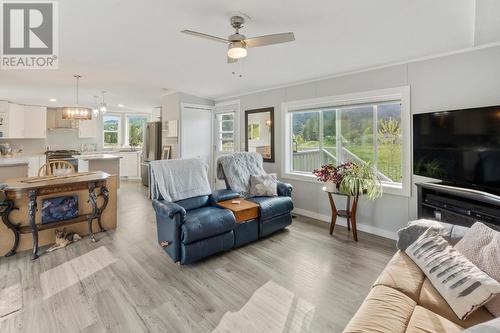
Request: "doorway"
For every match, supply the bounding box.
[180,103,214,184]
[213,102,239,188]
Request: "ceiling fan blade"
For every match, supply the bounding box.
[227,57,238,64]
[244,32,295,48]
[181,30,229,44]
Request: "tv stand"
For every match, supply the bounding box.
[416,182,500,227]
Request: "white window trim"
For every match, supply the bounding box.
[281,86,411,197]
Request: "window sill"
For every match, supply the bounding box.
[282,171,410,197]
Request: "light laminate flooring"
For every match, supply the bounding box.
[0,181,396,333]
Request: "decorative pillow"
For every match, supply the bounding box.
[455,222,500,317]
[460,317,500,332]
[249,174,277,197]
[396,219,468,251]
[405,228,500,320]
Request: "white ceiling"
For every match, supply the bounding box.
[0,0,475,110]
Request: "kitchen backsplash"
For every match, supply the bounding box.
[2,130,100,154]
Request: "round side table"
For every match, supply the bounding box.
[322,187,359,241]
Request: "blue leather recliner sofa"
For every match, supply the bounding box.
[152,184,293,265]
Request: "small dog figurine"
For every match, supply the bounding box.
[46,228,82,253]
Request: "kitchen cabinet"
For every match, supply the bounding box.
[78,118,98,138]
[24,106,47,138]
[115,151,141,178]
[0,102,46,139]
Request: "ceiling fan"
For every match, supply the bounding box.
[181,15,295,63]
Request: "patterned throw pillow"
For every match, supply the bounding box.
[455,222,500,317]
[249,174,278,197]
[405,228,500,320]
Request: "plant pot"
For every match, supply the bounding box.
[325,181,337,192]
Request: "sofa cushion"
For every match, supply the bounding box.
[247,196,293,220]
[343,285,416,333]
[181,207,235,244]
[418,278,494,328]
[374,250,425,302]
[176,195,210,211]
[406,305,463,333]
[406,229,500,320]
[455,222,500,317]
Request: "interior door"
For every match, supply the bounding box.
[213,108,238,188]
[180,105,213,183]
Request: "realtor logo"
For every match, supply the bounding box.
[1,1,58,69]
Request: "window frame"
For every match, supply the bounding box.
[102,113,122,148]
[282,86,411,197]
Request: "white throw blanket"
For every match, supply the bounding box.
[217,152,266,194]
[150,158,212,202]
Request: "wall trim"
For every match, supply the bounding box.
[293,207,398,240]
[214,41,500,102]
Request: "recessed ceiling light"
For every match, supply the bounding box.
[118,104,124,108]
[49,98,57,102]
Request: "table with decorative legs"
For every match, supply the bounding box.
[322,187,359,241]
[0,172,110,260]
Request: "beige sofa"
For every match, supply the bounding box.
[344,251,494,333]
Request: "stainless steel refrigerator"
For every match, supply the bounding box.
[141,121,162,186]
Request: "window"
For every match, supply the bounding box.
[216,112,235,152]
[126,115,148,147]
[284,87,410,196]
[103,115,121,147]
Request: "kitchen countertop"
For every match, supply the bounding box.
[73,154,122,161]
[0,157,29,166]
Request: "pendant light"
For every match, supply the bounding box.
[99,91,108,114]
[62,75,92,120]
[92,95,100,116]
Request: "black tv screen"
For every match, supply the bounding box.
[413,105,500,194]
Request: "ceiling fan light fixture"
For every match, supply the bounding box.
[227,42,247,59]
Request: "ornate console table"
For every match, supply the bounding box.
[0,171,110,260]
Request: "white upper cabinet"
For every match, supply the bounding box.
[0,102,46,139]
[24,105,47,138]
[78,117,98,138]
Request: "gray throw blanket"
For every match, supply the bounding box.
[150,158,212,202]
[217,152,266,194]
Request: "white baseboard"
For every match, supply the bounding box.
[292,208,397,240]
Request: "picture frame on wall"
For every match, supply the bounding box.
[162,145,172,159]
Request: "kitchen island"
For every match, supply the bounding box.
[0,158,28,182]
[74,154,121,187]
[0,172,118,259]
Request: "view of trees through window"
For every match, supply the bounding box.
[292,102,402,183]
[103,115,120,147]
[127,116,148,147]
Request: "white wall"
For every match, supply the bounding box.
[217,45,500,239]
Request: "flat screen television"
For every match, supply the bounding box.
[413,105,500,195]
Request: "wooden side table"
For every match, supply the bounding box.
[322,187,359,241]
[217,199,259,223]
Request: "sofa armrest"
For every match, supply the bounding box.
[210,189,241,203]
[152,200,186,218]
[277,181,293,197]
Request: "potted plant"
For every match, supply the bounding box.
[313,162,352,192]
[339,162,382,200]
